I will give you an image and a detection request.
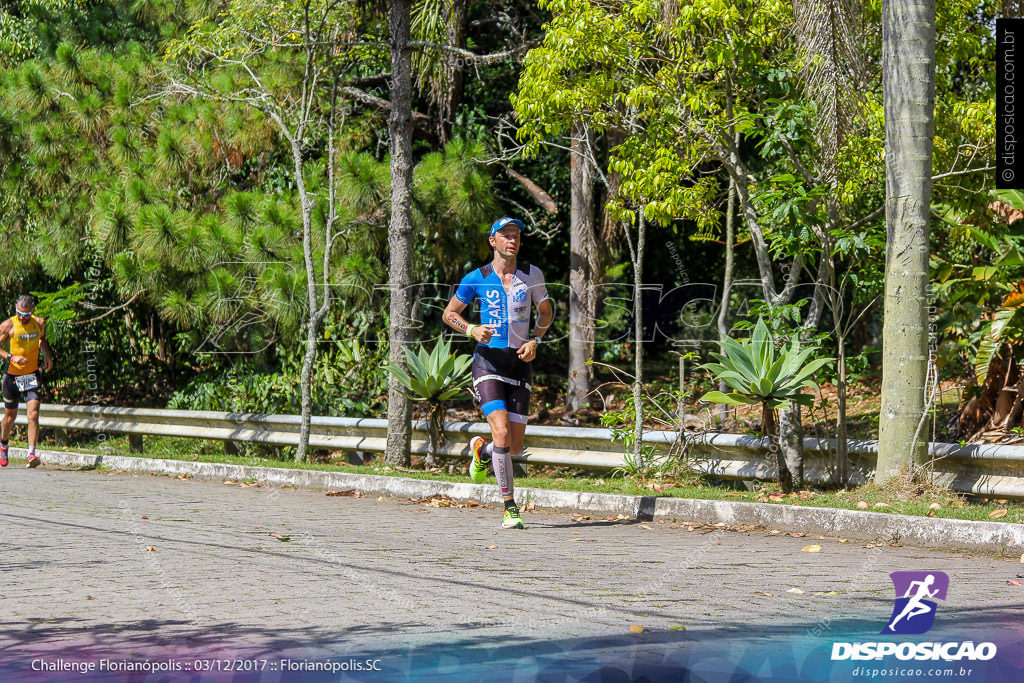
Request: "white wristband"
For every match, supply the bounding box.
[465,324,476,338]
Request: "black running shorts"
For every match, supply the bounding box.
[2,371,41,410]
[471,345,532,424]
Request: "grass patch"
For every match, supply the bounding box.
[12,432,1024,524]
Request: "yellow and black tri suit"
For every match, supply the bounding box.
[2,315,42,409]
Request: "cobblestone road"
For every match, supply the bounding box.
[1,465,1021,680]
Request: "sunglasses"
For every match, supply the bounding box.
[14,309,32,318]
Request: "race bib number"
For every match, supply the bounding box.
[15,374,38,392]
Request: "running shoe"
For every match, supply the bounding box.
[469,436,489,484]
[502,504,525,530]
[26,455,39,468]
[0,445,7,467]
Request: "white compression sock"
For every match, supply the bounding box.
[492,445,514,498]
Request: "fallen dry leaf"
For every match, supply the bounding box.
[1008,580,1022,586]
[640,524,653,530]
[1020,553,1024,564]
[377,496,385,502]
[486,545,497,550]
[86,596,94,600]
[326,490,362,497]
[752,591,775,597]
[801,545,823,553]
[873,502,889,508]
[989,509,1008,519]
[929,503,941,510]
[787,588,805,594]
[146,546,155,552]
[856,501,869,510]
[838,539,849,543]
[629,625,644,634]
[789,532,807,538]
[571,531,580,535]
[141,515,148,519]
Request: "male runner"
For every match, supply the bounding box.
[0,295,53,468]
[442,217,554,529]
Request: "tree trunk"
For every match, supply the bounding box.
[386,0,415,466]
[716,140,737,424]
[295,314,322,462]
[833,289,850,485]
[568,122,598,412]
[437,0,467,143]
[877,0,935,483]
[763,405,791,491]
[632,208,646,466]
[291,125,318,462]
[779,401,802,490]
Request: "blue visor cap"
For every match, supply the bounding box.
[490,217,525,236]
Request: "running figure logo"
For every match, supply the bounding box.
[882,571,949,635]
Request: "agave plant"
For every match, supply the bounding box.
[387,337,473,467]
[701,318,832,490]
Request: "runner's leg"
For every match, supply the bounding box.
[1,373,17,442]
[1,408,14,442]
[486,409,514,502]
[26,398,39,452]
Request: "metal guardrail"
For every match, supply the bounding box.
[17,404,1024,498]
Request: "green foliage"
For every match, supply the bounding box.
[168,323,389,416]
[387,336,472,461]
[387,337,472,404]
[700,318,832,410]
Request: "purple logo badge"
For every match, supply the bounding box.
[882,571,949,635]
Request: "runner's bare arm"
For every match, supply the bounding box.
[533,298,554,339]
[443,296,495,344]
[37,317,53,371]
[517,298,555,362]
[443,297,471,333]
[0,319,11,361]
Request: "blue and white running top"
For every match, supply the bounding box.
[454,261,550,349]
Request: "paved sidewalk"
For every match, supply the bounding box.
[1,465,1023,680]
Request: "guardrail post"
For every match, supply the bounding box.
[347,450,366,465]
[224,441,241,456]
[128,434,144,453]
[53,428,69,447]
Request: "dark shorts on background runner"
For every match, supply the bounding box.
[472,345,532,424]
[3,371,40,410]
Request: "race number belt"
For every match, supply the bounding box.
[15,374,38,392]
